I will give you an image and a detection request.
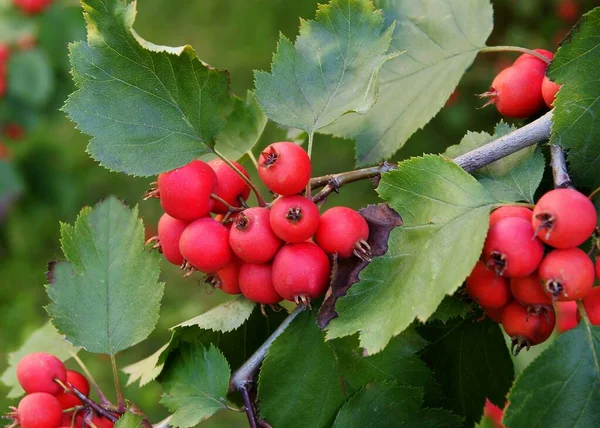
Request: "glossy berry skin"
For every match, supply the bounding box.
[56,391,81,410]
[541,75,561,108]
[532,189,596,249]
[229,207,282,264]
[17,352,66,395]
[502,301,555,353]
[539,248,594,301]
[489,206,532,228]
[239,263,282,304]
[211,257,242,295]
[555,301,580,332]
[466,261,511,308]
[273,242,331,302]
[581,287,600,325]
[157,160,217,221]
[208,159,251,214]
[484,399,505,428]
[13,0,53,15]
[482,66,544,118]
[483,217,544,278]
[157,213,188,265]
[596,258,600,281]
[485,305,507,324]
[316,207,370,259]
[179,218,232,273]
[510,273,552,306]
[513,49,554,73]
[17,393,63,428]
[258,142,311,195]
[270,196,320,243]
[65,370,89,396]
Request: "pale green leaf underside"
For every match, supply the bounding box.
[323,0,493,166]
[122,343,169,387]
[327,155,494,353]
[0,322,80,398]
[64,0,231,176]
[255,0,398,135]
[46,196,164,355]
[159,344,230,428]
[549,8,600,188]
[175,296,256,331]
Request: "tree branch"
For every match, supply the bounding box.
[550,144,573,188]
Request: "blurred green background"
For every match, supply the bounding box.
[0,0,595,426]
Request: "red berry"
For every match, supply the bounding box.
[483,217,544,277]
[510,273,552,307]
[157,160,217,221]
[581,287,600,325]
[556,0,580,23]
[258,142,311,195]
[89,416,115,428]
[179,218,232,273]
[484,399,505,428]
[596,258,600,280]
[532,189,596,249]
[315,207,370,260]
[480,66,545,118]
[229,207,282,263]
[17,393,63,428]
[555,301,580,332]
[157,213,188,266]
[17,352,67,395]
[208,257,242,295]
[12,0,53,15]
[0,44,10,63]
[539,248,594,301]
[239,263,283,305]
[208,159,251,214]
[484,304,507,324]
[56,391,81,410]
[272,242,330,302]
[513,49,554,73]
[465,261,511,308]
[489,206,532,228]
[4,123,25,140]
[541,75,561,108]
[65,370,89,396]
[502,301,555,354]
[270,196,320,243]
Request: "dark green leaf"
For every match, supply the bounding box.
[550,8,600,188]
[428,295,473,324]
[38,3,86,72]
[46,197,164,354]
[419,318,514,426]
[0,160,23,208]
[64,0,232,176]
[113,412,144,428]
[8,50,55,107]
[504,323,600,427]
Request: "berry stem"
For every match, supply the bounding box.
[240,386,258,428]
[210,193,246,212]
[479,46,552,64]
[69,351,112,406]
[110,355,125,413]
[246,150,259,169]
[307,132,314,159]
[214,149,267,207]
[550,144,573,189]
[55,379,119,423]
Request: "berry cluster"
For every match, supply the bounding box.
[12,0,53,15]
[147,142,370,308]
[480,48,561,118]
[466,188,599,354]
[4,352,115,428]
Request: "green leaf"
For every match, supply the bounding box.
[46,197,164,355]
[255,0,397,137]
[159,344,230,428]
[258,312,438,428]
[8,49,55,108]
[550,8,600,188]
[0,322,80,398]
[64,0,232,176]
[504,323,600,427]
[122,343,169,387]
[444,122,545,203]
[175,296,256,331]
[419,318,514,426]
[326,155,494,353]
[38,3,86,72]
[323,0,493,166]
[113,412,144,428]
[428,295,472,324]
[332,382,462,428]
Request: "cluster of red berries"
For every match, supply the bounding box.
[481,49,562,119]
[12,0,53,15]
[466,188,600,354]
[147,142,370,307]
[4,352,114,428]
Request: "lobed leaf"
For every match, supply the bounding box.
[113,412,144,428]
[175,295,256,332]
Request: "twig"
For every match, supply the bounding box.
[479,46,552,64]
[240,387,258,428]
[69,351,112,406]
[550,144,573,188]
[110,355,125,413]
[215,149,267,207]
[55,380,119,423]
[210,193,246,212]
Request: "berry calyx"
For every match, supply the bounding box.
[502,301,555,355]
[179,218,232,273]
[272,242,330,304]
[156,160,217,221]
[269,196,320,243]
[466,261,511,308]
[483,217,544,277]
[16,352,67,395]
[156,213,188,266]
[206,257,242,295]
[532,188,596,249]
[581,287,600,325]
[229,207,282,264]
[541,75,561,108]
[257,142,311,196]
[239,263,283,305]
[315,207,370,260]
[510,273,552,307]
[489,206,532,228]
[208,159,251,214]
[539,248,594,301]
[15,393,63,428]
